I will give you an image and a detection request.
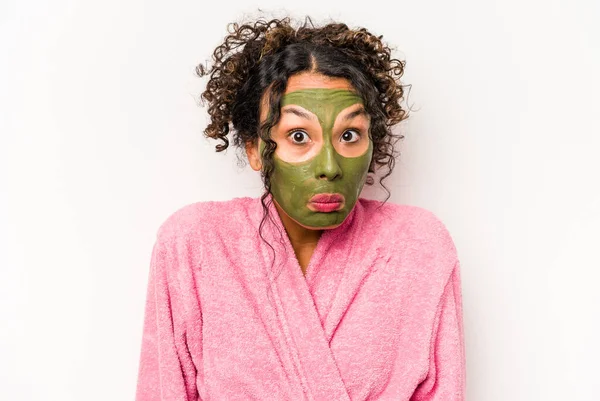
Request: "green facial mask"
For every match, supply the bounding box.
[261,88,373,228]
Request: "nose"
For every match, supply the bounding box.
[315,145,343,181]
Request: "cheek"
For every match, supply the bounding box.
[270,159,318,206]
[342,143,373,181]
[272,156,314,184]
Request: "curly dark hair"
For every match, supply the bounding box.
[195,15,410,273]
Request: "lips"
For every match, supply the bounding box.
[308,193,345,212]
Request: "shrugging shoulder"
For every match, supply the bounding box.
[136,197,466,400]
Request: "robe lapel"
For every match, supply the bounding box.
[260,196,353,401]
[306,204,383,345]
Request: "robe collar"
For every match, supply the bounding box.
[254,193,368,400]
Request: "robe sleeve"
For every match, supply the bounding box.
[135,235,200,401]
[411,261,466,401]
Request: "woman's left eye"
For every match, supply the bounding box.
[340,129,361,143]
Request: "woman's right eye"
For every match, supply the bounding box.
[288,130,310,145]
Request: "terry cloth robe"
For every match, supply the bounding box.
[135,195,466,401]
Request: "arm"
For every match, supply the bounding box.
[411,261,467,401]
[135,235,199,401]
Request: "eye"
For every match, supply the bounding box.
[340,129,361,143]
[288,130,310,145]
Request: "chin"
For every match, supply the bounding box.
[298,221,343,230]
[294,214,347,230]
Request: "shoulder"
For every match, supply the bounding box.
[358,198,455,242]
[357,198,458,263]
[155,196,257,242]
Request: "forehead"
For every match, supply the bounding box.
[260,72,363,120]
[284,73,362,106]
[281,88,363,117]
[285,72,354,92]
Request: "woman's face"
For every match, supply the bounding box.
[249,72,373,229]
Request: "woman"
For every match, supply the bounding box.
[136,16,466,401]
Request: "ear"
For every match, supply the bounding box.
[245,139,262,171]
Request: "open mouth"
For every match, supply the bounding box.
[307,193,345,213]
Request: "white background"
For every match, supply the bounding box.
[1,0,598,400]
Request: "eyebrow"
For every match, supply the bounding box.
[281,105,368,121]
[281,106,316,120]
[342,106,368,121]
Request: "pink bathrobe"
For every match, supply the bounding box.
[135,195,466,400]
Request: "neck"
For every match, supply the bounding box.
[272,199,323,250]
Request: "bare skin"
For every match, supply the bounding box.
[273,200,322,276]
[245,72,368,275]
